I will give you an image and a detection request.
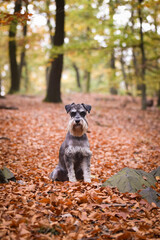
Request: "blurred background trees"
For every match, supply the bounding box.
[0,0,160,108]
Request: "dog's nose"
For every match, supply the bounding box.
[75,119,80,124]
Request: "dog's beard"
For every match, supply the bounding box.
[68,118,88,137]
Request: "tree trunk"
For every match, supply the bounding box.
[8,0,22,93]
[0,66,2,96]
[131,8,139,78]
[46,55,63,102]
[138,0,147,110]
[110,49,116,69]
[131,6,142,93]
[45,0,53,89]
[120,50,128,91]
[153,7,160,107]
[85,71,91,93]
[45,0,65,103]
[19,1,28,82]
[157,83,160,107]
[19,24,27,83]
[109,0,116,71]
[109,0,116,92]
[24,60,29,92]
[72,63,81,89]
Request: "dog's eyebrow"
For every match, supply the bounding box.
[70,109,76,112]
[79,109,86,112]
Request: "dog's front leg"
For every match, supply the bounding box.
[49,168,58,181]
[65,157,77,182]
[82,158,91,183]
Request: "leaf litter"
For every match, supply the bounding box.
[0,94,160,239]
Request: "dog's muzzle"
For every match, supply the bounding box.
[75,119,80,124]
[68,118,88,137]
[74,117,82,126]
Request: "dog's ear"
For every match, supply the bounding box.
[81,103,92,113]
[65,103,75,113]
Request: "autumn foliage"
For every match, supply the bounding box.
[0,94,160,239]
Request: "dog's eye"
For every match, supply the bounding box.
[70,112,76,117]
[80,111,86,117]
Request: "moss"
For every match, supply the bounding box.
[102,167,156,193]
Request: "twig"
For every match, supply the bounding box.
[0,137,10,141]
[0,105,18,110]
[103,203,134,207]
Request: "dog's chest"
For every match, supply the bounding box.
[65,145,92,158]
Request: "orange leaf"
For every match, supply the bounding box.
[39,198,50,204]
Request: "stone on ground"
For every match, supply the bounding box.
[102,167,160,206]
[1,167,16,182]
[102,167,156,193]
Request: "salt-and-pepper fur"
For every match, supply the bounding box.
[49,103,92,183]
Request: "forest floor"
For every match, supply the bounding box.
[0,93,160,240]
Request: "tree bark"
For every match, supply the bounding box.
[138,0,147,110]
[0,66,2,96]
[72,63,81,89]
[109,0,116,93]
[24,59,29,92]
[120,50,128,91]
[85,71,91,93]
[45,0,65,103]
[153,5,160,106]
[110,50,116,69]
[9,0,22,93]
[109,0,116,70]
[19,1,28,82]
[157,83,160,107]
[131,8,139,78]
[45,0,53,89]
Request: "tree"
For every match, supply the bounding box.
[72,63,81,89]
[130,3,140,84]
[108,0,117,93]
[8,0,22,93]
[19,0,28,91]
[138,0,147,110]
[45,0,65,103]
[120,49,128,92]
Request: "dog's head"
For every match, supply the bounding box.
[65,103,91,137]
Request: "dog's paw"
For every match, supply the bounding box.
[69,177,77,182]
[49,170,57,180]
[84,178,91,183]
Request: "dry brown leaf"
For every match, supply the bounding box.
[0,94,159,239]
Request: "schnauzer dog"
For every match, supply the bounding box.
[49,103,92,182]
